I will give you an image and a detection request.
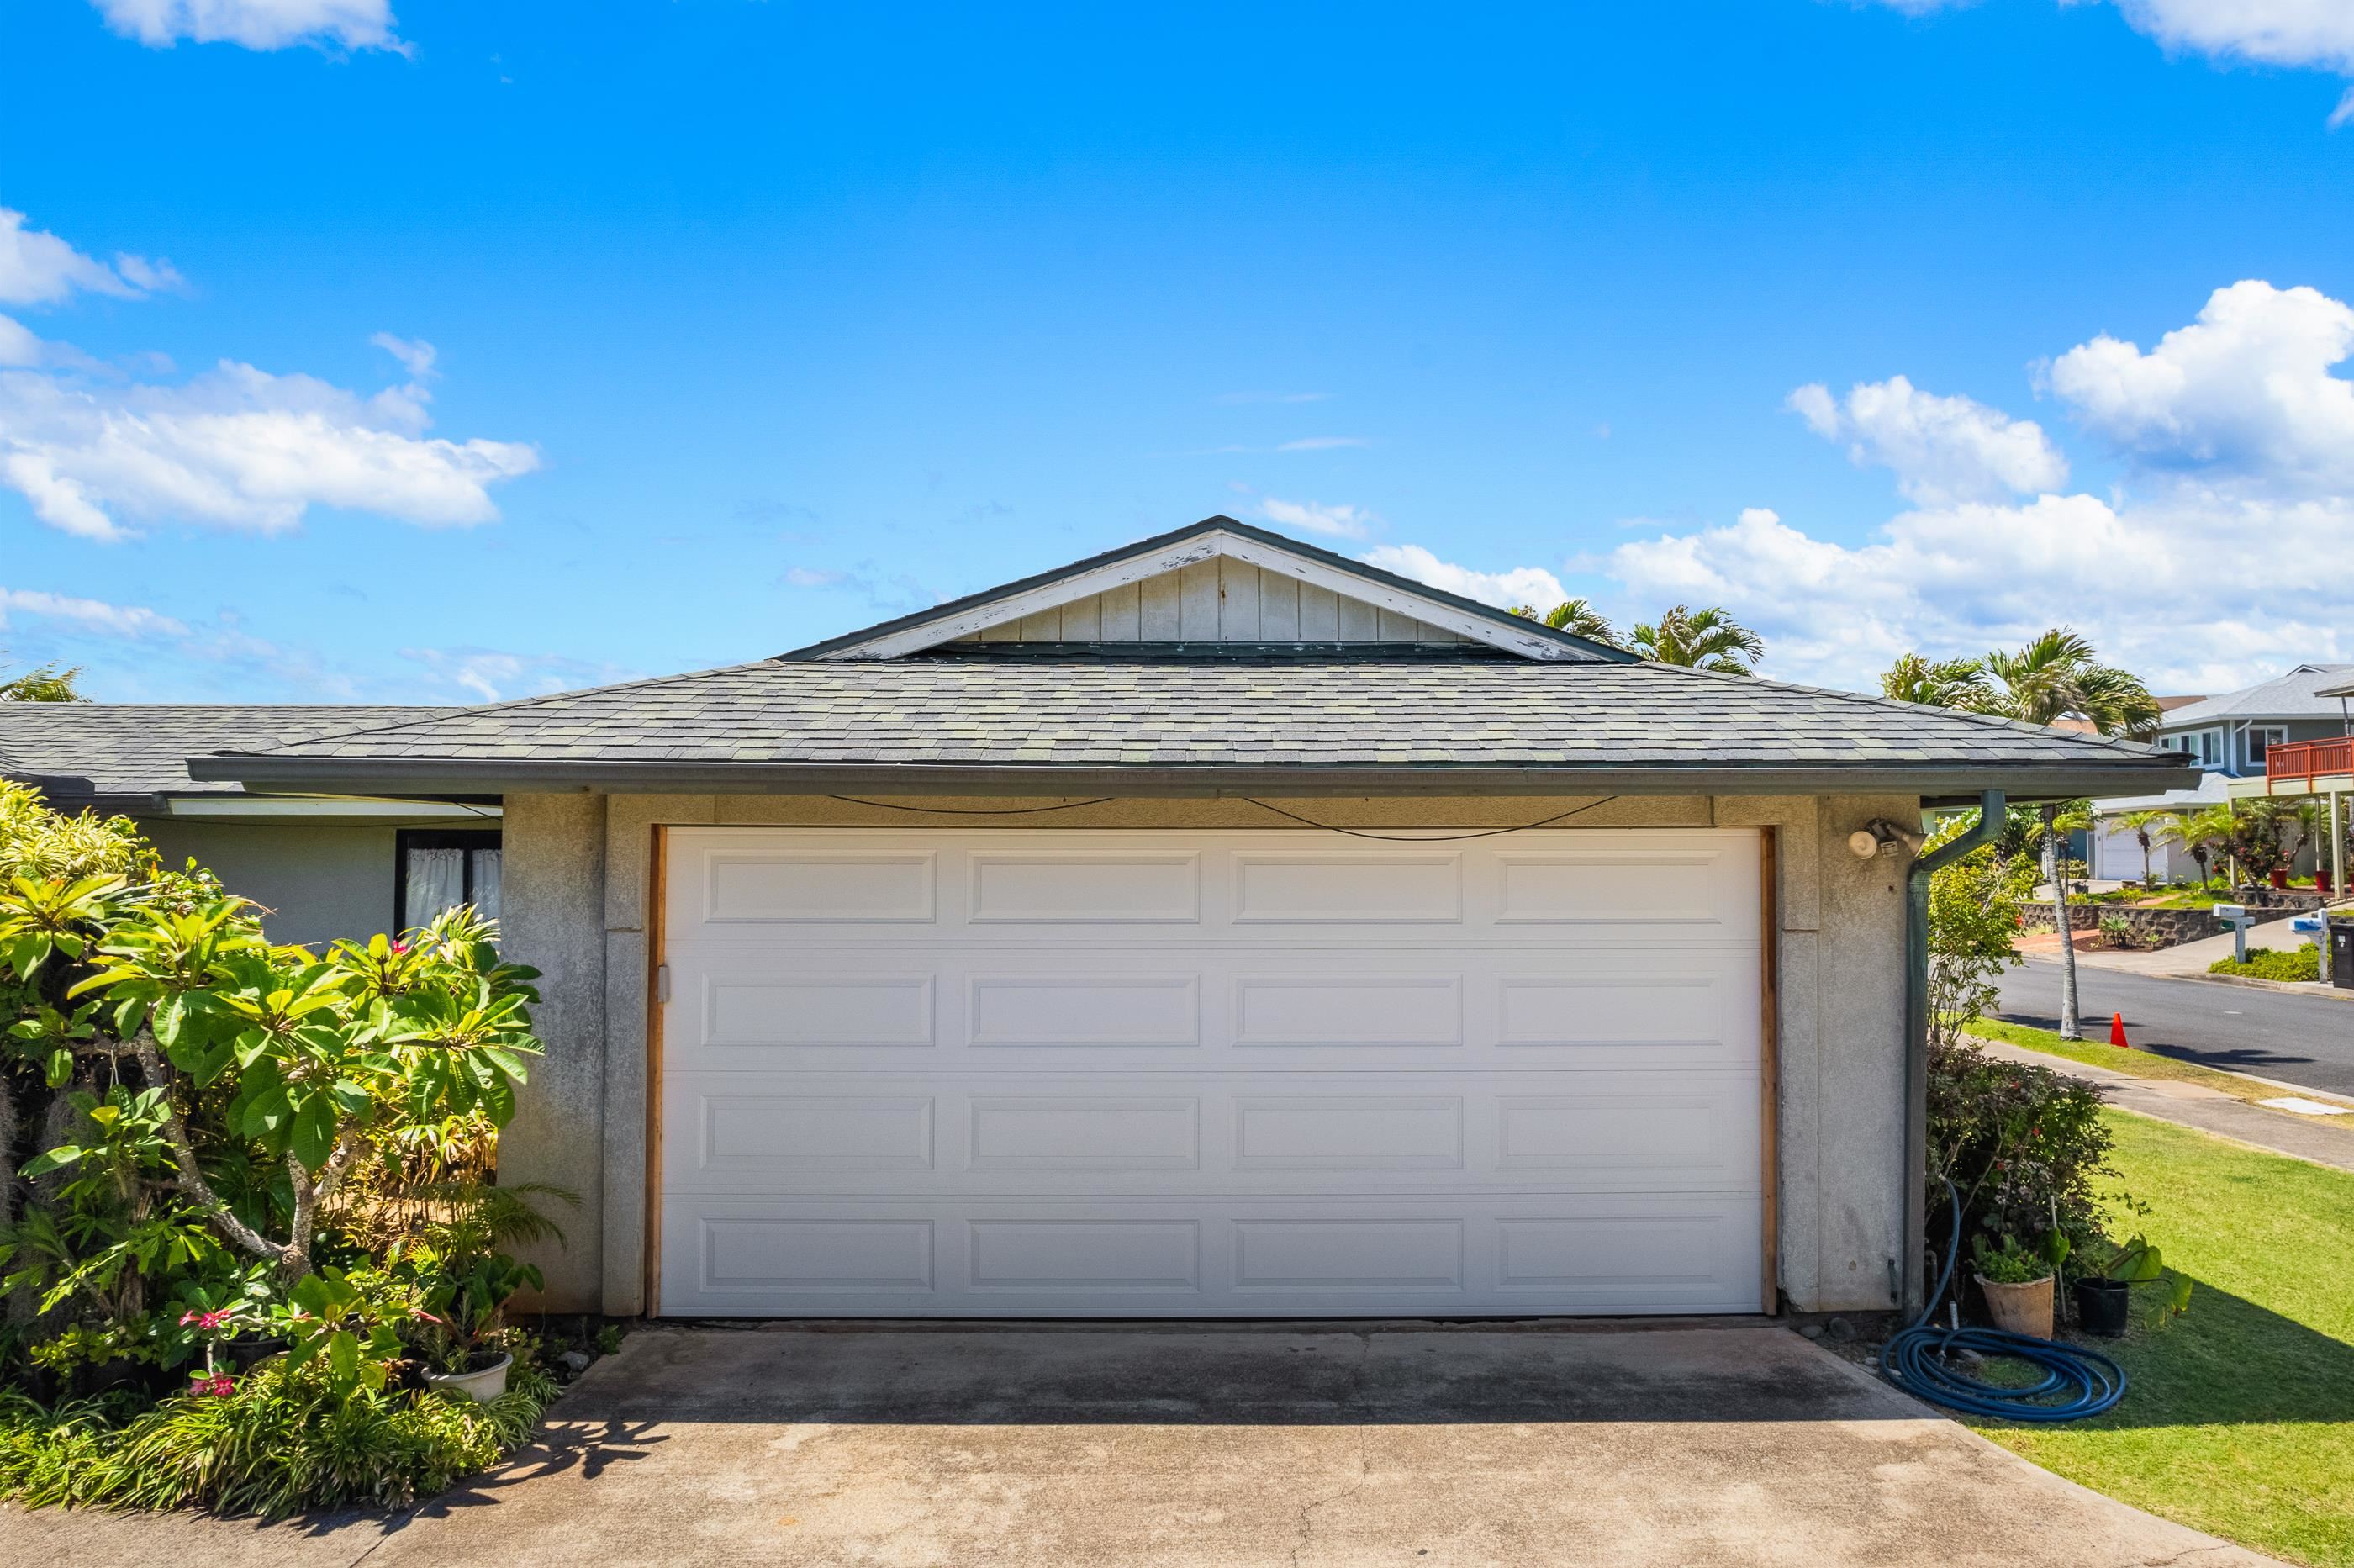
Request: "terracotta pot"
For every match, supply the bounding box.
[1975,1273,2055,1339]
[424,1351,512,1403]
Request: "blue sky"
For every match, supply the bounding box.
[4,0,2353,703]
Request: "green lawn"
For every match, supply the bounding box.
[1963,1017,2354,1111]
[1978,1111,2354,1566]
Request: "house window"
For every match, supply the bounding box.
[2173,730,2223,768]
[396,830,503,932]
[2246,726,2288,772]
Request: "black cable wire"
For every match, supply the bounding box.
[826,795,1116,816]
[1238,795,1621,841]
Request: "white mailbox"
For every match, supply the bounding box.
[2215,904,2256,963]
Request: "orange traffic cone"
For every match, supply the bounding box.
[2109,1012,2130,1048]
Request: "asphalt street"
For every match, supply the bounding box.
[1996,959,2354,1096]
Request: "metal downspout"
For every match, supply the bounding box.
[1903,789,2006,1314]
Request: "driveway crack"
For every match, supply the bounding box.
[1287,1333,1375,1568]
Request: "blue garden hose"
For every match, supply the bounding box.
[1878,1182,2126,1422]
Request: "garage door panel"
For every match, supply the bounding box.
[969,974,1202,1048]
[658,827,1765,1318]
[662,1069,1759,1197]
[701,850,938,924]
[662,1196,1766,1316]
[967,850,1201,923]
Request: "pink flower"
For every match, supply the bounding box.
[391,941,410,956]
[188,1374,235,1397]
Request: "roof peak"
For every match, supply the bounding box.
[779,516,1634,665]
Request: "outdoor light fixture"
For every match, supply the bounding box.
[1850,820,1926,859]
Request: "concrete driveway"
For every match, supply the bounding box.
[0,1323,2277,1568]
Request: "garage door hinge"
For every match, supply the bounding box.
[656,964,671,1004]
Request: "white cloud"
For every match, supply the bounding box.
[0,587,187,639]
[0,326,539,541]
[367,331,435,380]
[2045,279,2354,490]
[1863,1,2354,121]
[2106,0,2354,120]
[1257,496,1374,539]
[1359,544,1569,611]
[90,0,407,53]
[1788,375,2068,504]
[782,566,847,588]
[1274,436,1370,451]
[1586,278,2354,693]
[0,209,178,307]
[397,647,635,704]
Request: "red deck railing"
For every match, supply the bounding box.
[2266,737,2354,791]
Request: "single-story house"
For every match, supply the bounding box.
[185,519,2190,1323]
[0,703,499,947]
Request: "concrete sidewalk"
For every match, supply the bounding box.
[0,1325,2284,1568]
[1973,1038,2354,1171]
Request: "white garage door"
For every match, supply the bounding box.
[656,827,1766,1317]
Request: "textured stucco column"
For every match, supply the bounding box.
[498,792,610,1313]
[1807,794,1915,1312]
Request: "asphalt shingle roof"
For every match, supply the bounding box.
[0,705,457,801]
[2161,664,2354,726]
[202,657,2172,780]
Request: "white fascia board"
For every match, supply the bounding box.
[163,795,502,821]
[813,529,1591,662]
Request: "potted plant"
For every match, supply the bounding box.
[2072,1234,2192,1338]
[1972,1231,2066,1339]
[414,1248,541,1402]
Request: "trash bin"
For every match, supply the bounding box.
[2333,920,2354,990]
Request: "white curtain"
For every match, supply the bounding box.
[471,847,503,921]
[404,847,466,931]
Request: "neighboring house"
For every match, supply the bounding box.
[187,518,2189,1324]
[2087,664,2354,881]
[2220,673,2354,895]
[0,704,499,948]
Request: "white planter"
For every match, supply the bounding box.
[424,1352,512,1403]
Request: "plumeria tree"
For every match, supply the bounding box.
[0,781,543,1369]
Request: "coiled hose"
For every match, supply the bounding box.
[1877,1182,2126,1422]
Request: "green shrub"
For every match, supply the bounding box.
[2209,946,2320,982]
[0,1357,554,1518]
[1926,1038,2124,1296]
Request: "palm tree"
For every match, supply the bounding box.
[2114,808,2177,888]
[1880,652,1994,711]
[1971,629,2161,1039]
[0,658,82,703]
[2165,805,2239,890]
[1628,606,1764,674]
[1512,599,1623,648]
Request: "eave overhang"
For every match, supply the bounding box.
[188,754,2201,805]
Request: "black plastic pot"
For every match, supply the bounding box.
[2075,1277,2130,1338]
[220,1333,282,1372]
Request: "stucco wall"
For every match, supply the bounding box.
[499,789,1916,1317]
[137,818,400,949]
[496,794,610,1312]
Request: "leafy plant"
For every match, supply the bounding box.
[2209,946,2320,982]
[2076,1233,2194,1328]
[1926,1038,2124,1312]
[1972,1229,2064,1285]
[1925,810,2035,1053]
[0,1357,556,1518]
